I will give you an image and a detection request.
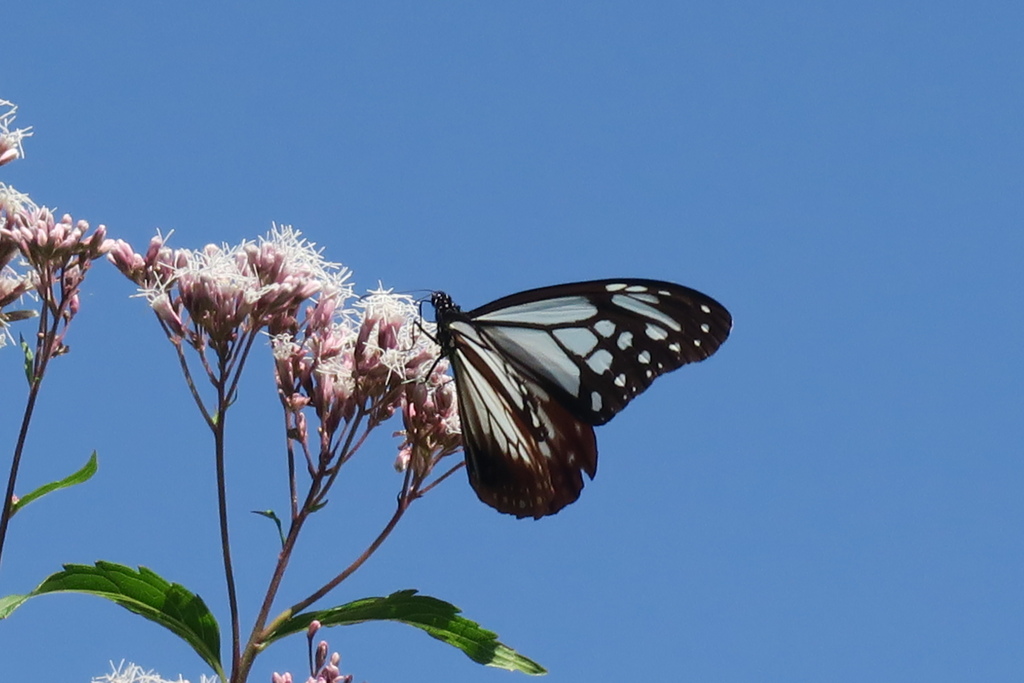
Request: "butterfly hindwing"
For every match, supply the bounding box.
[432,278,731,518]
[448,319,597,517]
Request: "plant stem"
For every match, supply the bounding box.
[0,380,42,571]
[0,297,62,571]
[214,377,242,681]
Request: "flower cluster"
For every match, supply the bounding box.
[111,225,462,484]
[271,621,355,683]
[0,183,111,349]
[109,225,348,351]
[393,359,461,478]
[1,202,110,270]
[270,649,352,683]
[0,104,36,344]
[106,230,188,293]
[273,285,460,472]
[0,193,37,346]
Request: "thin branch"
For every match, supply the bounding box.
[292,466,415,616]
[172,339,215,428]
[417,459,465,497]
[315,408,367,507]
[224,328,262,407]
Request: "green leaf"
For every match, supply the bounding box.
[251,509,285,547]
[0,562,224,680]
[10,452,99,516]
[267,590,546,675]
[0,593,31,620]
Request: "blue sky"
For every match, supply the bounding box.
[2,2,1022,681]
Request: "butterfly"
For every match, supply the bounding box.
[430,279,732,519]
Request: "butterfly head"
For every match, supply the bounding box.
[429,291,458,315]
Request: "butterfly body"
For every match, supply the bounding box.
[432,279,731,519]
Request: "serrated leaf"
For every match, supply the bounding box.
[268,590,546,675]
[1,562,224,680]
[10,452,98,516]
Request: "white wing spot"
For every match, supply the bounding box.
[645,369,654,378]
[617,331,634,350]
[700,323,710,333]
[595,319,616,337]
[587,348,614,374]
[638,350,651,364]
[700,304,711,314]
[693,339,702,347]
[631,292,660,304]
[554,327,599,356]
[605,283,628,292]
[645,323,668,340]
[614,373,627,387]
[669,342,681,353]
[625,285,648,293]
[591,391,603,412]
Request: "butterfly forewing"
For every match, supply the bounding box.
[468,280,732,424]
[431,278,731,518]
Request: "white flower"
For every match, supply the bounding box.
[0,100,33,165]
[91,660,218,683]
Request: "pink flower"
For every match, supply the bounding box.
[107,231,186,290]
[273,636,354,683]
[0,185,111,348]
[112,225,350,348]
[394,366,461,478]
[1,206,111,266]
